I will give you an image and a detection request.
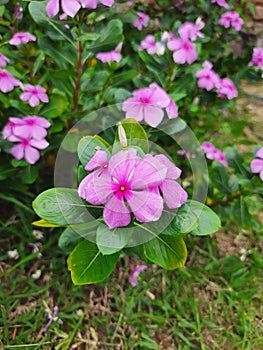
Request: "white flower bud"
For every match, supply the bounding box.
[118,122,128,149]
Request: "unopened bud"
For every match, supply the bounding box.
[118,122,128,149]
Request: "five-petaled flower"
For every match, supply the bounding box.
[167,37,197,64]
[133,12,149,31]
[211,0,229,8]
[248,48,263,69]
[0,53,10,68]
[216,77,237,99]
[129,265,147,287]
[196,61,220,91]
[250,147,263,180]
[0,69,20,93]
[9,32,36,45]
[96,43,122,63]
[20,84,49,107]
[178,18,205,41]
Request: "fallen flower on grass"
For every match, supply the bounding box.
[42,305,63,333]
[129,265,147,287]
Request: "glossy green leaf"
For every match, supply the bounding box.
[210,162,231,195]
[143,234,187,270]
[112,118,149,153]
[96,224,134,255]
[188,200,221,236]
[41,94,68,119]
[225,147,250,178]
[68,240,120,285]
[32,188,92,225]
[232,197,252,229]
[77,135,111,166]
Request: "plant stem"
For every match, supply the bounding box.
[209,192,242,208]
[72,40,83,113]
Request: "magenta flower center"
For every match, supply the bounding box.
[0,71,8,78]
[32,89,38,95]
[183,42,191,51]
[22,139,29,146]
[139,97,150,104]
[120,185,126,192]
[26,119,35,125]
[103,164,108,169]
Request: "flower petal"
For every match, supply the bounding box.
[103,195,131,229]
[143,105,164,127]
[10,144,24,160]
[160,179,188,209]
[24,146,40,164]
[85,150,109,171]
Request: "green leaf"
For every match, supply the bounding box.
[112,118,149,154]
[41,94,68,119]
[32,188,92,225]
[225,147,250,178]
[210,162,231,195]
[232,197,252,229]
[96,224,134,255]
[28,1,49,25]
[32,219,61,228]
[111,70,137,87]
[188,200,221,236]
[59,228,83,253]
[77,135,111,166]
[67,240,120,285]
[21,165,39,184]
[143,234,187,270]
[160,118,187,135]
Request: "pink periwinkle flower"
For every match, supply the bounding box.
[96,43,122,63]
[20,84,49,107]
[133,11,149,31]
[196,61,220,91]
[139,35,157,54]
[178,18,205,41]
[218,11,244,31]
[250,147,263,180]
[248,48,263,69]
[0,69,20,93]
[15,2,23,20]
[0,53,10,68]
[201,142,227,166]
[211,0,229,8]
[78,148,187,229]
[9,32,36,46]
[122,83,177,127]
[167,37,197,64]
[129,265,147,287]
[10,137,49,164]
[216,77,238,99]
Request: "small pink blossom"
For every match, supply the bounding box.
[216,77,237,99]
[250,147,263,180]
[10,137,49,164]
[15,2,23,20]
[196,61,220,91]
[9,32,36,45]
[133,11,149,31]
[0,69,20,93]
[178,18,205,41]
[8,116,51,140]
[218,11,243,31]
[20,84,49,107]
[96,43,122,63]
[122,83,171,127]
[0,53,10,68]
[167,37,197,64]
[42,306,63,333]
[139,35,157,54]
[129,265,147,287]
[211,0,229,8]
[248,48,263,69]
[201,142,227,166]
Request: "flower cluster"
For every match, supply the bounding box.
[201,142,227,166]
[122,83,178,127]
[196,61,237,99]
[250,147,263,180]
[3,116,50,164]
[248,48,263,70]
[78,148,187,229]
[46,0,115,18]
[218,11,243,31]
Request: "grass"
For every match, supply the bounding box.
[0,200,263,350]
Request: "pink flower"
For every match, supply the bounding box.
[167,38,197,64]
[216,77,237,99]
[0,53,10,68]
[248,48,263,69]
[133,11,149,31]
[20,84,49,107]
[166,98,178,119]
[250,147,263,180]
[10,137,49,164]
[129,265,147,287]
[139,35,157,54]
[211,0,229,8]
[196,61,220,91]
[78,148,167,229]
[8,116,51,140]
[201,142,227,166]
[122,83,171,127]
[96,43,122,63]
[0,69,20,93]
[9,32,36,45]
[178,18,205,41]
[218,11,243,31]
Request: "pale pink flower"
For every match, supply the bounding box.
[139,35,157,54]
[218,11,243,31]
[96,43,122,63]
[250,147,263,180]
[9,32,36,45]
[133,11,149,31]
[196,61,220,91]
[0,69,20,93]
[122,83,171,127]
[216,77,237,99]
[167,38,197,64]
[129,265,147,287]
[20,84,49,107]
[0,53,10,68]
[10,137,49,164]
[9,116,51,140]
[248,48,263,69]
[201,142,227,166]
[211,0,229,8]
[78,148,166,229]
[15,2,23,19]
[178,18,205,41]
